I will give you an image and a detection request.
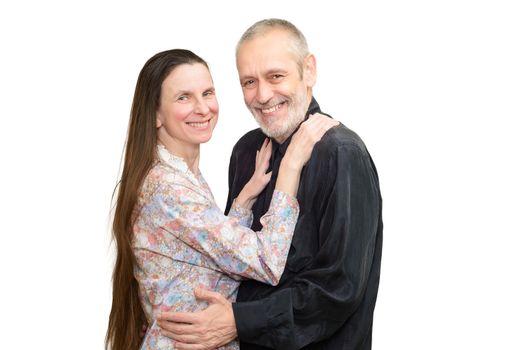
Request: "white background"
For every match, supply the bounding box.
[1,1,523,349]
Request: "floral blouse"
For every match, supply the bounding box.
[134,145,299,350]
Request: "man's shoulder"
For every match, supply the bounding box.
[316,122,369,157]
[232,128,266,153]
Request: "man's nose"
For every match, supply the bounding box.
[255,81,273,104]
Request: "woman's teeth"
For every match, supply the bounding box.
[187,121,209,128]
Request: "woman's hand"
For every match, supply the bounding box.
[275,113,339,197]
[235,138,273,209]
[236,114,338,205]
[283,113,340,170]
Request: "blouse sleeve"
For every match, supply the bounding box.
[150,181,299,286]
[227,199,254,228]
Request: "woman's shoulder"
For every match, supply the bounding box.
[141,161,188,196]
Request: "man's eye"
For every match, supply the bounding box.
[203,90,215,97]
[177,95,188,101]
[243,80,255,87]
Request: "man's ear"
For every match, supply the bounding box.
[303,54,317,88]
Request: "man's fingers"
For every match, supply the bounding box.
[158,291,236,349]
[160,330,203,344]
[160,329,211,350]
[173,343,205,350]
[158,311,199,324]
[194,287,224,304]
[157,319,194,334]
[170,339,204,350]
[160,327,198,342]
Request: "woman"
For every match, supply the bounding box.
[106,49,338,350]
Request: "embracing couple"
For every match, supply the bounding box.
[106,18,383,350]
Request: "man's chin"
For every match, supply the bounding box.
[264,126,292,142]
[259,125,275,138]
[253,113,296,140]
[253,117,275,135]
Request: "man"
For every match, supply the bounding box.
[158,18,383,349]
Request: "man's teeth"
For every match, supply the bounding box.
[262,103,283,114]
[187,121,209,128]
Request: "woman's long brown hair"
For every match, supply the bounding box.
[106,49,208,350]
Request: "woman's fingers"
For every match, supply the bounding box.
[286,113,339,167]
[255,138,271,174]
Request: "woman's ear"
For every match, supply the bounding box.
[156,113,163,128]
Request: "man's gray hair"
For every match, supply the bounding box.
[236,18,310,76]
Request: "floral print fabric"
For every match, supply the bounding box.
[134,145,299,349]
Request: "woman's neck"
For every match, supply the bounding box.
[159,140,200,175]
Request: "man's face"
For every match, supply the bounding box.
[236,29,315,143]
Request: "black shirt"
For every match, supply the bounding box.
[226,98,383,350]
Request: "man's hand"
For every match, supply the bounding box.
[157,288,237,350]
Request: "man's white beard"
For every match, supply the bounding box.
[249,88,308,142]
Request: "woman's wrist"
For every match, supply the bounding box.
[280,153,303,173]
[275,155,301,197]
[235,186,257,209]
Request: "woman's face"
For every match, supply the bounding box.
[156,63,218,154]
